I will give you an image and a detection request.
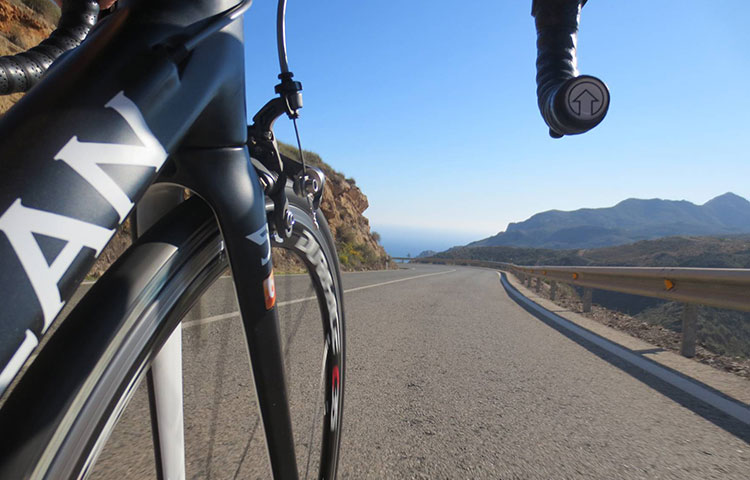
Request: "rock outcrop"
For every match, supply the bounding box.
[279,143,392,271]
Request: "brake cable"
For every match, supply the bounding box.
[275,0,319,228]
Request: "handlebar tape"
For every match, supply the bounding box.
[0,0,99,95]
[532,0,608,137]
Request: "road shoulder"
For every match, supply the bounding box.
[502,270,750,412]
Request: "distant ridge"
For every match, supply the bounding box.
[469,193,750,249]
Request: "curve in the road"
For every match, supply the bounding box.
[499,271,750,438]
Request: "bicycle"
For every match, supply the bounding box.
[0,1,344,479]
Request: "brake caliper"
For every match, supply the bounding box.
[248,124,294,239]
[249,72,324,233]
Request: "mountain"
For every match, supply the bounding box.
[470,193,750,249]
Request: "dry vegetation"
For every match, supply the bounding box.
[518,275,750,380]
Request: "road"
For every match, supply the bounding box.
[90,264,749,479]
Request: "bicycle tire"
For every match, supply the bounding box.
[0,189,345,479]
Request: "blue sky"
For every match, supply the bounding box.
[244,1,750,255]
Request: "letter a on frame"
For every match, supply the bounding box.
[54,92,168,222]
[0,200,114,331]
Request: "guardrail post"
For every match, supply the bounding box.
[681,304,698,358]
[582,288,592,313]
[525,275,532,287]
[535,277,542,292]
[550,281,557,301]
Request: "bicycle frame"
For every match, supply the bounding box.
[0,1,299,478]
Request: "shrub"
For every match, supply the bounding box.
[338,242,363,269]
[336,225,357,244]
[358,243,378,264]
[337,242,382,270]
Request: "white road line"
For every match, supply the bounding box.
[183,269,456,329]
[497,271,750,427]
[342,269,455,294]
[183,312,239,329]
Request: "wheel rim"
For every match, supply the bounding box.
[272,203,344,480]
[83,203,343,480]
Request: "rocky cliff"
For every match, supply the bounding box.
[0,2,392,274]
[278,143,392,271]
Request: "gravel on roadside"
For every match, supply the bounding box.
[517,275,750,382]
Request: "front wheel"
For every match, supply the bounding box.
[0,191,345,479]
[272,191,346,479]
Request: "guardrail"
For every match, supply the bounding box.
[391,257,413,263]
[408,257,750,358]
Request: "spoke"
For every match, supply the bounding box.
[283,283,315,362]
[232,416,262,480]
[303,342,328,480]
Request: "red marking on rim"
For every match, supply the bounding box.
[332,365,339,390]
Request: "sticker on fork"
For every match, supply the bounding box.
[263,271,276,310]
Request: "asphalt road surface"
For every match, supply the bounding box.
[89,264,749,479]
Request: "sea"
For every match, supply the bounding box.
[373,225,492,258]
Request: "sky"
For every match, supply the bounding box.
[243,1,750,256]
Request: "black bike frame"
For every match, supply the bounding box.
[0,1,299,477]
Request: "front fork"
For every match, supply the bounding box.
[146,145,299,479]
[137,184,189,480]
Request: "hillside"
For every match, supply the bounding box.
[471,193,750,249]
[0,6,391,273]
[438,234,750,268]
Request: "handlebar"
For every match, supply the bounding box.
[0,1,99,95]
[532,0,609,138]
